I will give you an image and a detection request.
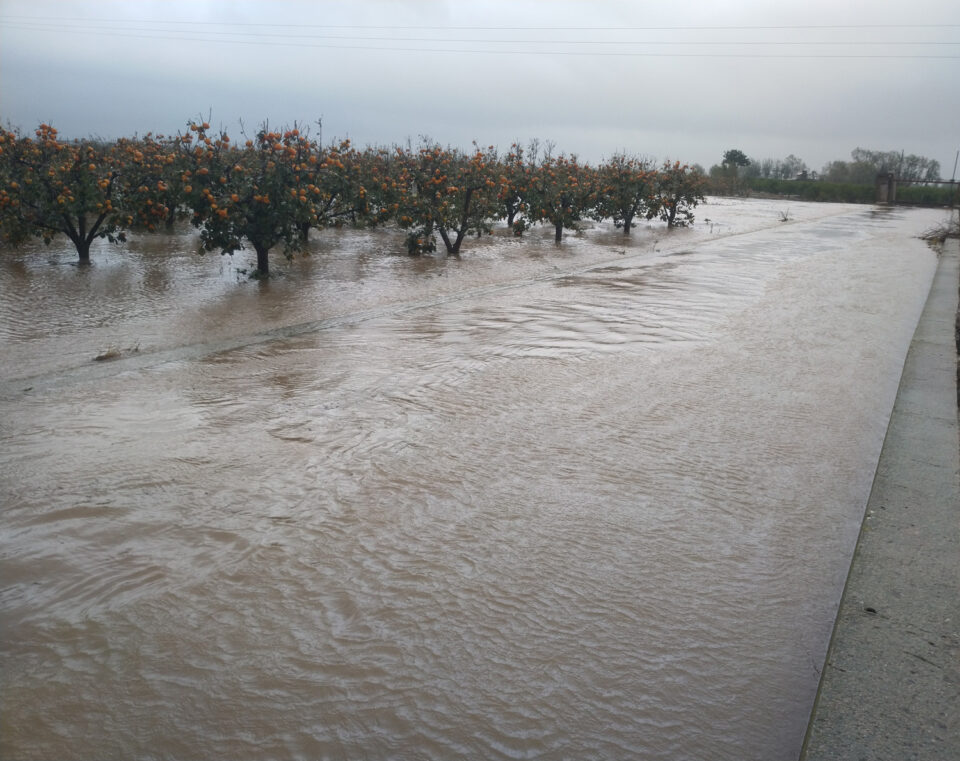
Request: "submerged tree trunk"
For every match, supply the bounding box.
[438,227,454,254]
[623,215,633,235]
[75,238,92,263]
[298,220,311,242]
[437,227,466,255]
[555,221,563,243]
[438,187,474,255]
[254,243,270,276]
[63,214,95,263]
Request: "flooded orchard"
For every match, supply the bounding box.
[0,199,945,760]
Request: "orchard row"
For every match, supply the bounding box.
[0,123,706,275]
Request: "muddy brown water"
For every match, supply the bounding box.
[0,200,946,759]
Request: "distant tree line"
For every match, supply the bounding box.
[705,146,953,204]
[0,122,707,274]
[822,148,941,185]
[711,147,942,185]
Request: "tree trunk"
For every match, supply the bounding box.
[76,238,92,263]
[438,227,455,254]
[64,227,91,263]
[63,215,92,263]
[438,227,465,255]
[440,187,474,255]
[298,220,311,242]
[555,221,563,243]
[255,243,270,276]
[623,215,632,235]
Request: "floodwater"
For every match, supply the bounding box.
[0,199,946,760]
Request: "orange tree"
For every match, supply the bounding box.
[121,132,191,231]
[296,138,388,240]
[495,142,534,235]
[386,145,437,253]
[392,142,500,255]
[595,153,655,235]
[249,123,323,242]
[648,161,706,228]
[180,123,317,277]
[0,124,132,262]
[357,145,402,229]
[525,154,598,243]
[279,126,322,242]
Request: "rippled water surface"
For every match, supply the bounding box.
[0,200,945,759]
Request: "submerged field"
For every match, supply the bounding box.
[0,198,948,759]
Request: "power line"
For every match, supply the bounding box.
[2,23,959,58]
[4,20,959,45]
[2,15,960,31]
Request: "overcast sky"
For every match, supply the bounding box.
[2,0,958,175]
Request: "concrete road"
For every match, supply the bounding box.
[801,239,960,760]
